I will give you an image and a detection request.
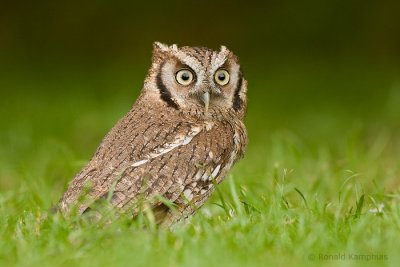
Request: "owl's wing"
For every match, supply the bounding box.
[59,103,201,214]
[60,104,246,217]
[108,119,245,217]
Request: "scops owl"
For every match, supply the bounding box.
[59,42,248,226]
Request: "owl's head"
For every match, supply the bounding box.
[143,42,247,120]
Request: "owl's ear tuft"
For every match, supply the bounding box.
[221,45,239,63]
[153,42,169,52]
[220,45,231,55]
[169,44,178,52]
[152,42,170,63]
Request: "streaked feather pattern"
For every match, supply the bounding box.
[59,42,248,226]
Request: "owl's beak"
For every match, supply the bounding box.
[201,92,210,113]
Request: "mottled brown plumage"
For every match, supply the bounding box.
[59,42,248,226]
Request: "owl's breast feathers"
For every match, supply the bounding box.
[59,104,247,216]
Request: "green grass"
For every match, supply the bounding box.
[1,64,400,267]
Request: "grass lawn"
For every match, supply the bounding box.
[0,62,399,267]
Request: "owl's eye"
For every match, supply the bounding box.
[214,69,230,86]
[175,69,194,85]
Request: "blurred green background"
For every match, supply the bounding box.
[1,1,400,266]
[0,0,399,200]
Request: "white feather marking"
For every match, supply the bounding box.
[201,171,210,182]
[200,164,221,182]
[183,189,193,201]
[130,125,202,168]
[194,170,203,181]
[131,159,148,167]
[211,164,221,178]
[182,134,194,145]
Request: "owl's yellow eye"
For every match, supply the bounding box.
[214,69,230,86]
[175,69,194,85]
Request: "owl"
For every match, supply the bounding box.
[59,42,248,226]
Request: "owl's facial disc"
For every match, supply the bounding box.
[174,66,211,113]
[149,42,247,118]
